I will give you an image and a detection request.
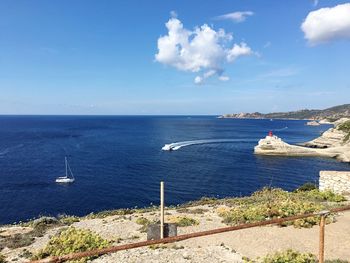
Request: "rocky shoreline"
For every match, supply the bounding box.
[254,118,350,163]
[218,104,350,121]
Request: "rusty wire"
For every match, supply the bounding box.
[29,204,350,263]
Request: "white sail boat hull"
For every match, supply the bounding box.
[55,177,75,183]
[55,157,75,183]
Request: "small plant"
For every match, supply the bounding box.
[135,217,150,226]
[33,227,110,263]
[306,189,346,202]
[135,217,151,232]
[262,249,316,263]
[295,182,317,192]
[58,215,80,225]
[325,260,349,263]
[168,216,199,227]
[19,249,33,259]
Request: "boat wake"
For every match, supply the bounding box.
[274,127,288,131]
[162,139,254,151]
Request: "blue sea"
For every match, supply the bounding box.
[0,116,349,224]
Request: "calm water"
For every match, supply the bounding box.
[0,116,349,224]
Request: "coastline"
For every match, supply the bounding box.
[254,118,350,163]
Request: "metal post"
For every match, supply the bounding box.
[160,181,164,239]
[319,211,329,263]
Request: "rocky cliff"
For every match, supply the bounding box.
[220,104,350,121]
[254,118,350,163]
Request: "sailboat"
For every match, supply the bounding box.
[55,157,75,183]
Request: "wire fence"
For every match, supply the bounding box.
[29,204,350,263]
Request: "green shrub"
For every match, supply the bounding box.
[174,216,199,227]
[135,217,150,226]
[58,215,80,225]
[176,208,208,214]
[33,227,110,263]
[306,190,346,202]
[337,120,350,142]
[295,182,317,192]
[325,260,349,263]
[218,188,342,228]
[262,249,316,263]
[337,120,350,133]
[135,217,151,232]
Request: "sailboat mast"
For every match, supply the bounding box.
[65,157,68,177]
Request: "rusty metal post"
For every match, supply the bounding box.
[160,181,164,239]
[319,210,329,263]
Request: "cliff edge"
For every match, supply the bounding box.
[254,118,350,163]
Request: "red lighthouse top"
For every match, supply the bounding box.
[268,131,273,137]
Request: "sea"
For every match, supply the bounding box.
[0,115,349,224]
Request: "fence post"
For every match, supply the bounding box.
[160,181,165,239]
[319,210,329,263]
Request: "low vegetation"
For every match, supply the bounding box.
[58,215,80,225]
[176,208,208,214]
[32,227,110,263]
[167,216,199,227]
[337,120,350,142]
[244,250,349,263]
[218,187,345,228]
[0,217,58,250]
[135,217,152,232]
[260,249,316,262]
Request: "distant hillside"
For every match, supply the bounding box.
[219,104,350,120]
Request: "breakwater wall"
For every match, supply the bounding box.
[319,171,350,194]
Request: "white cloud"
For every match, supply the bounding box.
[194,76,203,84]
[227,42,252,62]
[155,17,254,84]
[301,3,350,45]
[218,76,230,81]
[170,10,177,18]
[215,11,254,23]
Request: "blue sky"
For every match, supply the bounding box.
[0,0,349,115]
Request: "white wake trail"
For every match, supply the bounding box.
[162,139,254,151]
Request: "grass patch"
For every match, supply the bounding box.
[260,249,317,262]
[58,215,80,225]
[337,120,350,143]
[0,217,61,250]
[245,250,349,263]
[135,217,152,233]
[32,227,110,263]
[219,188,345,228]
[168,216,199,227]
[176,208,208,214]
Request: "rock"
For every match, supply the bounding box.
[254,134,350,163]
[303,128,347,148]
[319,171,350,195]
[306,121,320,126]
